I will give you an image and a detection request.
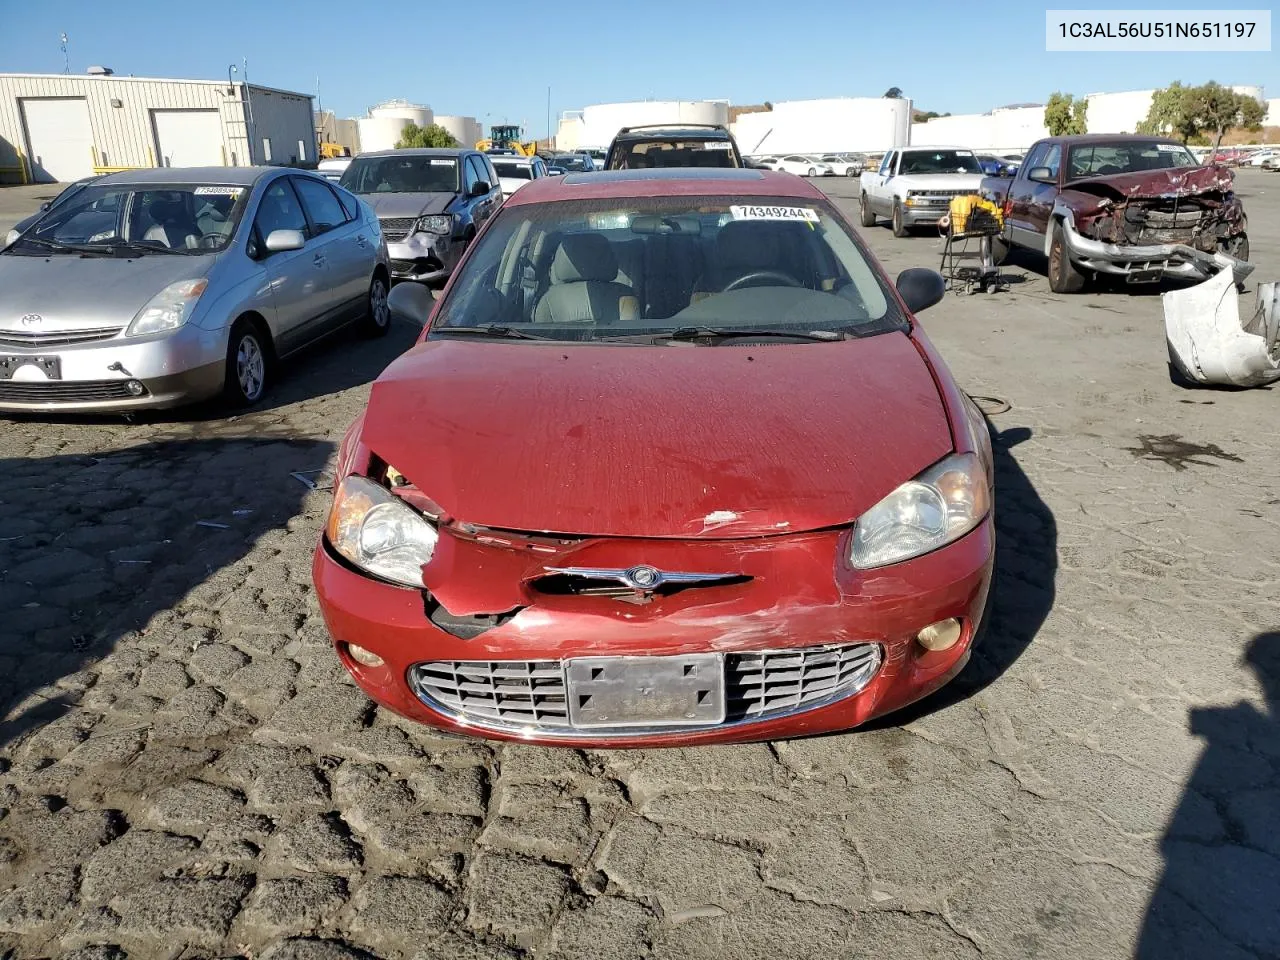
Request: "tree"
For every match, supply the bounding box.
[1044,92,1088,137]
[1137,82,1266,154]
[395,123,460,149]
[883,87,903,99]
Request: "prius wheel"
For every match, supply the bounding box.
[807,167,816,177]
[223,321,270,407]
[361,273,391,338]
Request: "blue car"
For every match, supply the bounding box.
[977,154,1021,177]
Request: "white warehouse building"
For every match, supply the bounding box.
[556,100,730,151]
[0,70,315,184]
[732,98,912,156]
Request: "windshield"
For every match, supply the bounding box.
[900,150,983,175]
[431,196,903,343]
[1067,141,1199,179]
[493,162,533,180]
[6,182,248,255]
[552,155,589,171]
[340,155,459,194]
[612,140,736,170]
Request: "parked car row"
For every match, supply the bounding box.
[750,153,869,177]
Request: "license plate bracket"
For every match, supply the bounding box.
[0,355,62,380]
[565,653,726,729]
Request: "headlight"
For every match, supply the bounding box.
[850,453,990,569]
[125,279,208,337]
[326,475,438,588]
[414,215,452,236]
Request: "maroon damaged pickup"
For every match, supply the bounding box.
[980,134,1250,293]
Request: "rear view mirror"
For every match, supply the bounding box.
[264,228,305,253]
[896,268,947,314]
[1027,166,1054,183]
[387,280,434,327]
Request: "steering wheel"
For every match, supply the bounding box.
[723,270,802,292]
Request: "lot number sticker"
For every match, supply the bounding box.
[730,205,820,222]
[194,186,244,196]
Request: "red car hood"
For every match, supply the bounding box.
[1064,163,1234,200]
[358,333,953,538]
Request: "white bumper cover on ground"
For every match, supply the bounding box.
[1164,270,1280,387]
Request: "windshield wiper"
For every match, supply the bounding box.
[431,325,552,341]
[647,326,847,343]
[11,236,114,256]
[105,239,188,256]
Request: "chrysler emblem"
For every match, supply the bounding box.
[20,313,42,327]
[623,565,662,589]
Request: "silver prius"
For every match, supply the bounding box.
[0,166,391,413]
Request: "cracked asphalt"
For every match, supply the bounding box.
[1,171,1279,960]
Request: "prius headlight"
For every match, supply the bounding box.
[414,215,453,236]
[850,453,990,569]
[125,279,208,337]
[326,475,438,588]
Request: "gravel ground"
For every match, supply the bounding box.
[0,170,1278,959]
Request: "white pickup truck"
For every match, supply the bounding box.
[859,146,986,237]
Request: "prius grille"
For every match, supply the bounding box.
[0,326,123,347]
[408,642,882,736]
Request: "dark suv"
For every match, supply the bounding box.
[604,124,744,170]
[339,148,502,284]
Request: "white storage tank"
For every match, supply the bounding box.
[733,98,910,156]
[566,100,730,150]
[357,100,434,152]
[436,115,482,147]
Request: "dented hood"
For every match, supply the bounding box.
[1063,164,1234,201]
[358,334,953,539]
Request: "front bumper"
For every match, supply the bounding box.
[386,232,463,283]
[0,324,226,413]
[901,200,953,225]
[1061,217,1254,285]
[312,520,995,747]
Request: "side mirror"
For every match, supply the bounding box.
[470,180,491,197]
[1027,166,1055,183]
[896,268,947,314]
[264,228,306,253]
[4,229,19,247]
[386,280,434,327]
[39,201,51,212]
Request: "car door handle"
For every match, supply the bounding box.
[313,254,326,266]
[355,234,368,247]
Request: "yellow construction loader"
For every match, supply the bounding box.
[476,124,537,156]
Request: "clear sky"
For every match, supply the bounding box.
[1,0,1274,137]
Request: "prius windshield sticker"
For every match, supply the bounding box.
[193,186,244,196]
[730,205,820,222]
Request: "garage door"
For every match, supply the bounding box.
[152,110,224,168]
[21,98,94,183]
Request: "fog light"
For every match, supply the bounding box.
[916,618,963,652]
[346,643,385,668]
[126,379,145,396]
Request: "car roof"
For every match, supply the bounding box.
[95,166,276,186]
[898,145,973,152]
[1045,134,1185,146]
[356,148,474,158]
[504,168,824,206]
[615,126,732,140]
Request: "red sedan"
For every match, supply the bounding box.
[313,168,995,747]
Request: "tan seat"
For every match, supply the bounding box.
[533,234,637,324]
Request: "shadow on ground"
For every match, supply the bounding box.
[1136,629,1280,959]
[0,434,333,753]
[868,423,1057,728]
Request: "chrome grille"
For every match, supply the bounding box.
[726,643,882,720]
[412,660,570,729]
[408,642,882,736]
[379,217,416,242]
[0,326,123,347]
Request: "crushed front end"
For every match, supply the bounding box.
[1058,165,1252,284]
